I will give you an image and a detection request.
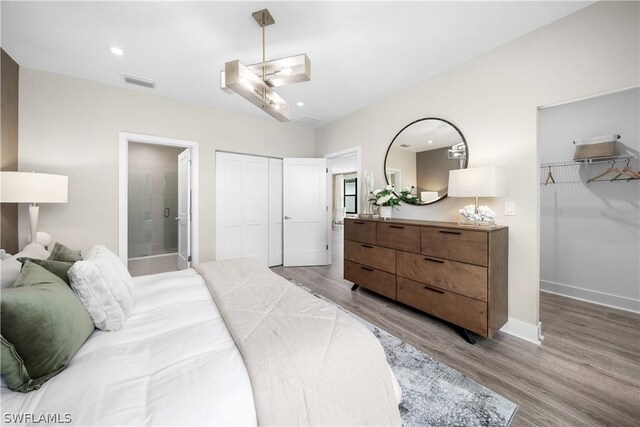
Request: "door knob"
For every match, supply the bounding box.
[175,217,180,221]
[284,216,292,220]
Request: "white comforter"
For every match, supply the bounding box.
[196,259,403,426]
[1,269,256,426]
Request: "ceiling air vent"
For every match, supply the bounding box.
[296,116,322,126]
[123,74,156,89]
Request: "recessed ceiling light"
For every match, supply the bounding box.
[427,140,433,144]
[110,46,124,56]
[297,101,304,107]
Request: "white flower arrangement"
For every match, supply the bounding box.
[398,185,422,205]
[369,186,401,208]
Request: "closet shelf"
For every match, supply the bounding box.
[540,154,638,168]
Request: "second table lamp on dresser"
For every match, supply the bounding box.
[448,166,508,227]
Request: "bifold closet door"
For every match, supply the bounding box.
[268,158,283,267]
[283,158,328,267]
[215,152,269,266]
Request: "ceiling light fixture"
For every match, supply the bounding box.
[221,9,311,122]
[297,101,305,107]
[110,46,124,56]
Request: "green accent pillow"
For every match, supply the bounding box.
[0,261,94,392]
[48,242,82,262]
[16,258,74,284]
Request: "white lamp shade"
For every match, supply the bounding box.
[0,171,68,203]
[448,166,508,198]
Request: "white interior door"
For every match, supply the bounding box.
[215,152,269,265]
[177,149,191,269]
[283,158,328,267]
[268,158,283,267]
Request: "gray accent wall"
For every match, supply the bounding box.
[416,147,459,196]
[1,49,19,254]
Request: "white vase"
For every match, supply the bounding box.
[379,206,392,219]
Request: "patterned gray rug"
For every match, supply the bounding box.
[289,279,518,427]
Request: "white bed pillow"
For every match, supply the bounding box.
[1,243,51,288]
[68,245,135,331]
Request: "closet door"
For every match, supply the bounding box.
[215,152,269,266]
[268,158,283,267]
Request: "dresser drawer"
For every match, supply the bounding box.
[345,219,376,244]
[377,222,421,252]
[396,251,487,301]
[344,240,396,274]
[397,277,488,336]
[344,260,396,299]
[421,227,488,266]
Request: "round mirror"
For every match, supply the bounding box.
[384,118,468,205]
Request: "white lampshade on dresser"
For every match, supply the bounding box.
[448,166,508,224]
[0,172,68,244]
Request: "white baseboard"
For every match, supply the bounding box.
[500,318,542,345]
[540,280,640,313]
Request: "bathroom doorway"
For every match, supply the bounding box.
[118,132,199,276]
[127,142,182,275]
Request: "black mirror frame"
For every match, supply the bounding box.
[383,117,469,206]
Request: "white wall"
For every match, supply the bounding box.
[314,1,640,333]
[330,153,357,175]
[539,87,639,312]
[18,68,315,261]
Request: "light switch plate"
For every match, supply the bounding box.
[504,201,516,216]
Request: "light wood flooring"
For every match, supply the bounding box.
[271,229,640,426]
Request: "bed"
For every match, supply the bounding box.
[1,259,402,426]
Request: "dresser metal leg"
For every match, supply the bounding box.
[457,327,476,344]
[351,284,359,291]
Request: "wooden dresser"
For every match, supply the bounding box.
[344,217,508,342]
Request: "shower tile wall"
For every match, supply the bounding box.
[128,143,183,259]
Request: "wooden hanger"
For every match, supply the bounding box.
[544,166,555,185]
[587,160,620,183]
[610,159,640,181]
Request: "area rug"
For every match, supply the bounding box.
[288,279,518,427]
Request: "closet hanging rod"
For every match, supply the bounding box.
[540,154,638,168]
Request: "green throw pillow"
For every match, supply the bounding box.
[16,258,74,284]
[0,261,94,392]
[48,242,82,262]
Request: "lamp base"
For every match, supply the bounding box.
[457,219,497,228]
[29,204,40,244]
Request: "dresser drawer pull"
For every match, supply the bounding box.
[353,221,366,224]
[423,257,445,264]
[438,230,462,235]
[360,266,374,272]
[389,225,405,229]
[360,244,374,249]
[422,285,445,294]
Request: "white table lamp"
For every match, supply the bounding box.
[448,166,507,226]
[0,171,68,244]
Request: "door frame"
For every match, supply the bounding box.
[118,132,199,266]
[324,146,362,265]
